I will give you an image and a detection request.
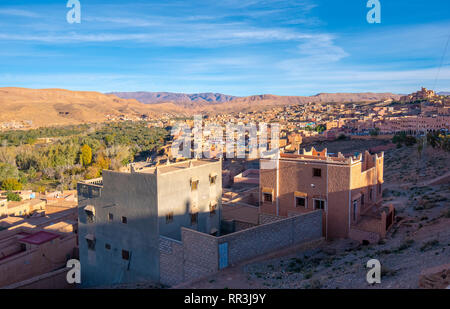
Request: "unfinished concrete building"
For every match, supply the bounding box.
[77,159,222,287]
[260,147,394,242]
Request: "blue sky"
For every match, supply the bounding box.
[0,0,449,96]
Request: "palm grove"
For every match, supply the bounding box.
[0,122,168,200]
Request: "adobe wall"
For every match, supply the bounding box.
[327,164,351,239]
[277,160,327,217]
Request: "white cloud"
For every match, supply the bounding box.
[0,9,40,18]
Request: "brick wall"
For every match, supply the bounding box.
[181,228,218,282]
[220,210,322,266]
[259,213,283,224]
[159,236,184,286]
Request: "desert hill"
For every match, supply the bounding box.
[0,87,164,127]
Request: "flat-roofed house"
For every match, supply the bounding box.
[77,158,222,287]
[260,147,394,243]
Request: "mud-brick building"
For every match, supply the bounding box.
[260,147,394,242]
[77,159,222,287]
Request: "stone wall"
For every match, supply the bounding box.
[159,236,184,286]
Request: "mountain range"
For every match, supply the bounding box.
[107,92,237,107]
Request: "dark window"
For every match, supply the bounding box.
[210,175,217,185]
[263,193,273,203]
[361,193,365,206]
[369,189,373,201]
[108,213,113,221]
[166,212,174,224]
[378,183,382,194]
[86,239,95,250]
[313,168,322,177]
[85,208,94,224]
[122,250,130,260]
[191,180,199,191]
[296,197,306,208]
[121,216,127,224]
[314,199,325,210]
[105,243,111,250]
[191,213,198,225]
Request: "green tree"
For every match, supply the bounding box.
[1,178,23,191]
[0,162,19,182]
[80,144,92,166]
[6,191,21,201]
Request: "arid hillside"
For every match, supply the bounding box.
[0,87,402,127]
[0,87,163,127]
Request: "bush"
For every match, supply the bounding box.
[6,191,21,201]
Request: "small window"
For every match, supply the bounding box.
[191,179,199,191]
[86,239,95,251]
[166,212,174,224]
[210,202,217,216]
[121,216,127,224]
[296,197,306,208]
[84,206,95,223]
[314,199,325,210]
[105,243,111,250]
[191,212,198,225]
[361,193,365,206]
[263,192,273,203]
[209,175,217,185]
[369,189,373,201]
[378,183,382,194]
[122,250,130,260]
[313,168,322,177]
[108,213,113,221]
